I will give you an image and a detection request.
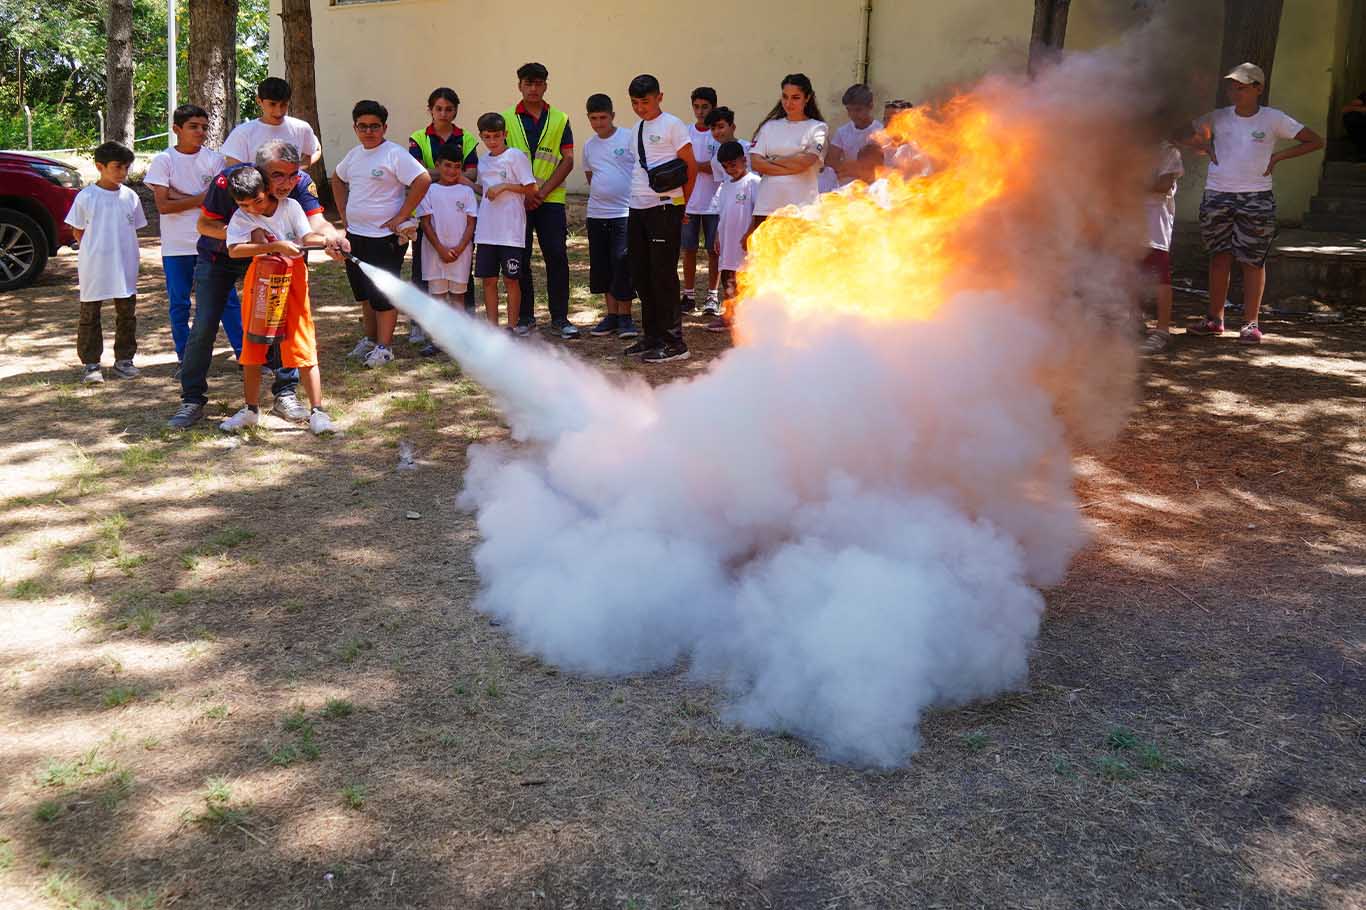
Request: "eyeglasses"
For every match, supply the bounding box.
[353,122,384,132]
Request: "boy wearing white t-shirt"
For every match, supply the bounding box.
[220,166,335,436]
[414,145,478,355]
[64,142,147,384]
[582,94,639,339]
[681,87,720,316]
[625,74,698,363]
[330,99,432,367]
[222,77,321,167]
[1139,143,1184,354]
[827,84,884,187]
[1180,63,1323,344]
[704,108,751,207]
[146,104,238,367]
[472,112,538,333]
[708,141,761,334]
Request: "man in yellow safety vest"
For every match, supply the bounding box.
[503,62,578,338]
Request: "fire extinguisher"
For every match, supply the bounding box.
[246,254,293,345]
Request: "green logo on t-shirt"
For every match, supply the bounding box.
[370,168,384,176]
[1251,130,1266,141]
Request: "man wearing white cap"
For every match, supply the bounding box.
[1179,62,1323,345]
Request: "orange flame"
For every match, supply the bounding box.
[735,97,1039,339]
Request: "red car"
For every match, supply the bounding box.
[0,151,83,290]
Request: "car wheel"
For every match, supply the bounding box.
[0,208,49,291]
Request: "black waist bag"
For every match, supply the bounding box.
[638,121,688,194]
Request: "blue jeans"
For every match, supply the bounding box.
[180,255,297,406]
[164,254,240,360]
[517,201,569,326]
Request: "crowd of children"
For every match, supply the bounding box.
[62,62,1325,434]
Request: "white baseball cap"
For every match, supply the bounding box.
[1225,62,1266,85]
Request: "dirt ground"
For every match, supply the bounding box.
[0,202,1363,910]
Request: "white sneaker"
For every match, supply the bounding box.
[409,323,427,345]
[363,345,394,368]
[308,408,336,435]
[110,359,140,379]
[347,337,377,360]
[702,297,720,316]
[81,364,104,384]
[219,407,259,433]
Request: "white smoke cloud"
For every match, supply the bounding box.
[362,28,1170,766]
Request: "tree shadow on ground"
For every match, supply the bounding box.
[0,241,1362,908]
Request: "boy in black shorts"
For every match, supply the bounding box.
[330,100,431,367]
[472,113,538,332]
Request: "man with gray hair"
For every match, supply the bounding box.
[168,140,350,429]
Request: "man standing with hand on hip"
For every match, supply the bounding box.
[503,62,579,338]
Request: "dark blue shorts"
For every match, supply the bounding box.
[586,217,634,300]
[681,212,718,250]
[474,244,526,280]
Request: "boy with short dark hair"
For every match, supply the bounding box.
[708,141,760,333]
[222,77,321,167]
[625,74,698,363]
[1180,63,1324,344]
[582,93,639,339]
[414,144,478,355]
[331,99,432,367]
[221,166,334,435]
[682,86,721,316]
[146,103,238,370]
[828,83,884,187]
[473,112,538,333]
[64,141,147,384]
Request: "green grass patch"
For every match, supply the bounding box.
[203,526,256,552]
[114,554,148,576]
[961,731,989,752]
[38,748,115,787]
[202,704,230,721]
[385,390,437,414]
[338,638,374,663]
[97,514,128,558]
[128,606,159,633]
[102,687,137,709]
[11,579,46,599]
[98,768,135,809]
[281,708,312,733]
[1096,755,1137,781]
[120,443,167,472]
[322,698,354,719]
[33,800,63,822]
[341,783,367,810]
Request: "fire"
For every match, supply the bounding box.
[736,98,1037,337]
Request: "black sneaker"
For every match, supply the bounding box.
[642,343,690,364]
[167,401,205,430]
[616,316,640,339]
[680,294,697,313]
[552,319,581,339]
[622,339,663,356]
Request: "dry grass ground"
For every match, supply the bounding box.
[0,205,1362,910]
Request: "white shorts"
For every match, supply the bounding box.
[426,278,468,296]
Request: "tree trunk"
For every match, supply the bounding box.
[1028,0,1071,75]
[187,0,239,148]
[278,0,334,208]
[1218,0,1284,104]
[104,0,135,146]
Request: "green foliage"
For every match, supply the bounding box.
[0,0,271,149]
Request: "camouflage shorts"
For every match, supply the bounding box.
[1199,190,1277,267]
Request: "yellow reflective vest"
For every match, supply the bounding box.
[409,126,479,171]
[502,105,569,204]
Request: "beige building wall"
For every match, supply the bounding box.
[270,0,1337,220]
[1065,0,1335,224]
